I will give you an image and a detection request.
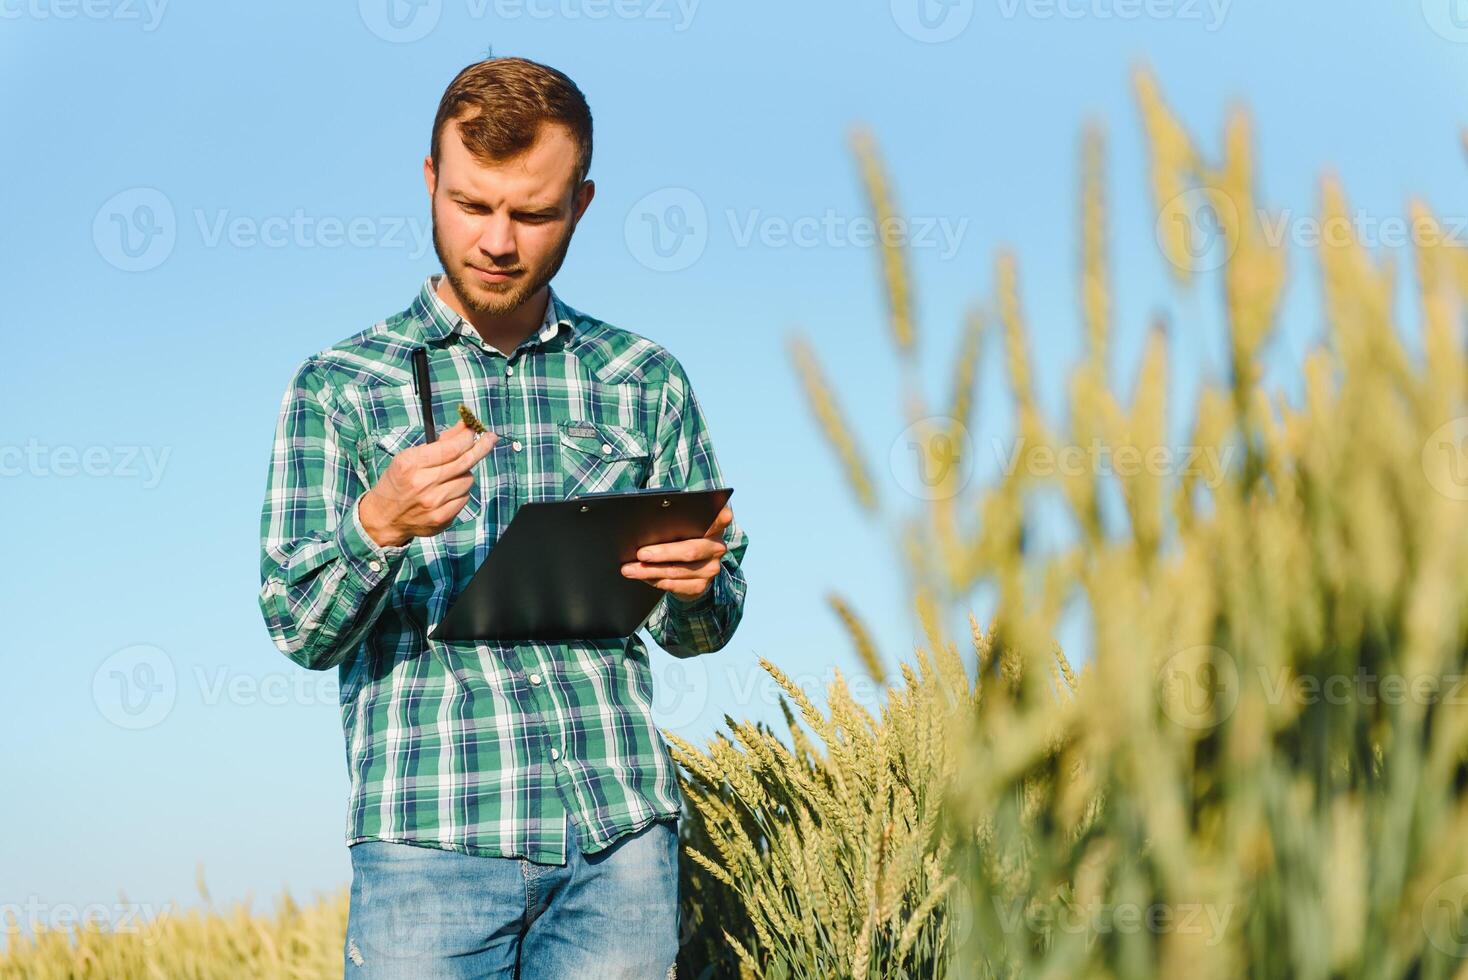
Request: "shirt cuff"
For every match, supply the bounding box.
[337,496,410,590]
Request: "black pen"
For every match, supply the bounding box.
[412,346,437,443]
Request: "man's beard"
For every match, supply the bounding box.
[431,214,573,319]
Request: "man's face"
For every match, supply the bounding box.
[424,118,593,318]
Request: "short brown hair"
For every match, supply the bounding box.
[429,57,594,188]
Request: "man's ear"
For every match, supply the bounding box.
[423,155,436,196]
[571,179,595,225]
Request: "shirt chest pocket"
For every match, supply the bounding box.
[356,424,483,523]
[558,419,652,498]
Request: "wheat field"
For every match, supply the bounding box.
[10,67,1468,978]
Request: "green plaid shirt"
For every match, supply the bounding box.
[257,274,749,864]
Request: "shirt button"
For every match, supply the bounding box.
[512,440,523,452]
[368,560,382,572]
[506,365,514,376]
[529,672,542,685]
[601,443,612,455]
[549,747,560,761]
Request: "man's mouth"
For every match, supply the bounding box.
[469,265,521,282]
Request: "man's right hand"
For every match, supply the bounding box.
[358,420,499,548]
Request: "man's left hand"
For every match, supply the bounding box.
[620,505,733,603]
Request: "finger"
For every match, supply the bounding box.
[655,579,710,598]
[434,473,475,503]
[704,505,733,538]
[620,557,721,580]
[415,420,478,466]
[434,491,472,522]
[635,538,726,564]
[430,428,499,478]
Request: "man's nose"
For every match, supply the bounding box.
[475,216,517,261]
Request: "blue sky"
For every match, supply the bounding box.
[4,0,1467,945]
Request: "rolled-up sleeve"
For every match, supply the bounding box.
[641,359,749,657]
[257,359,409,671]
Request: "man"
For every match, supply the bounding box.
[256,56,749,978]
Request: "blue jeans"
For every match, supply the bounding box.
[343,813,681,978]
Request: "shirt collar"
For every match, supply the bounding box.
[410,273,575,351]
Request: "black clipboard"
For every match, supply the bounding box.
[427,486,734,643]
